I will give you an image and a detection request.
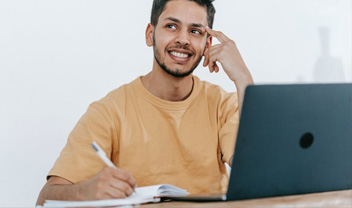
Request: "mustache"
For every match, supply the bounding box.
[167,45,195,55]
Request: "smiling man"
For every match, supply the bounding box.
[36,0,253,205]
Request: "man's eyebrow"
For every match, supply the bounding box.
[190,23,205,28]
[164,17,181,23]
[164,17,205,28]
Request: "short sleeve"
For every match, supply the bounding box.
[218,93,239,165]
[47,101,118,183]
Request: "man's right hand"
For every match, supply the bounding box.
[78,167,137,200]
[36,167,137,205]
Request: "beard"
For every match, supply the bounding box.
[153,36,204,78]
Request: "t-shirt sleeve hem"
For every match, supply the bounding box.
[47,170,82,184]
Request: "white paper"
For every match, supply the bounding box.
[43,184,188,207]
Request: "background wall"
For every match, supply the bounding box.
[0,0,351,206]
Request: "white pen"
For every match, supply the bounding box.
[91,142,117,169]
[91,141,137,192]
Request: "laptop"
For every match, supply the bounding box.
[164,83,352,202]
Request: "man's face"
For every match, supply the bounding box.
[147,0,211,78]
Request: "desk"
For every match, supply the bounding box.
[142,190,352,208]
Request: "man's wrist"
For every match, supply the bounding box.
[233,74,254,93]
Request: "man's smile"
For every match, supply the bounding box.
[170,51,189,58]
[167,48,194,63]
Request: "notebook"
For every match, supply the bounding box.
[43,184,188,207]
[166,83,352,201]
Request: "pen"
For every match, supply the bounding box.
[91,142,117,169]
[91,142,136,193]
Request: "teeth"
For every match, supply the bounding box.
[170,51,188,58]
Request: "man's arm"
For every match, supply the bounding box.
[36,167,136,206]
[203,27,253,169]
[203,26,254,115]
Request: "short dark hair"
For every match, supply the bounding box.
[150,0,216,28]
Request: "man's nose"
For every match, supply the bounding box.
[175,29,190,46]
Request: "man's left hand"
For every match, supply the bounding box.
[203,26,253,85]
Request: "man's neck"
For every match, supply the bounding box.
[141,69,194,102]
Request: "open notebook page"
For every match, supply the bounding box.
[43,184,188,207]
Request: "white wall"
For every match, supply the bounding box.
[0,0,350,206]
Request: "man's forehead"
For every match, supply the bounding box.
[159,0,208,26]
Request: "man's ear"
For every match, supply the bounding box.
[145,23,154,47]
[203,36,212,56]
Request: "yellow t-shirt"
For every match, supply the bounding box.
[48,76,239,194]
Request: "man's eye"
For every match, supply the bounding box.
[191,30,202,35]
[166,24,177,29]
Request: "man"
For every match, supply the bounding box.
[36,0,253,205]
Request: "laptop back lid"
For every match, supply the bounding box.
[227,84,352,200]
